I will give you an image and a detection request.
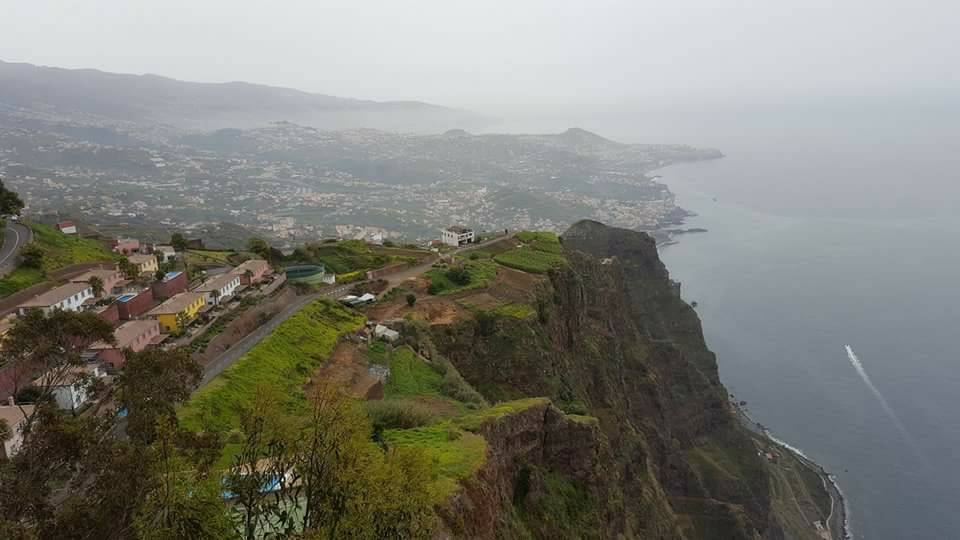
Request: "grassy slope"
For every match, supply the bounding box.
[0,223,116,297]
[178,299,364,433]
[494,231,567,274]
[426,259,497,295]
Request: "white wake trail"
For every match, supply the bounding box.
[844,345,924,460]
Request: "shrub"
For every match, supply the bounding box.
[406,293,417,307]
[365,400,434,430]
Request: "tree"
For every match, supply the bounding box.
[19,244,44,269]
[118,258,139,280]
[134,418,237,540]
[210,289,222,307]
[155,268,167,281]
[406,293,417,307]
[0,310,114,432]
[247,238,270,260]
[224,388,300,540]
[88,275,104,297]
[0,179,24,217]
[116,348,202,444]
[170,233,187,252]
[0,418,10,445]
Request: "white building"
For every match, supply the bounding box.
[32,365,105,412]
[154,245,177,262]
[374,324,400,343]
[195,273,241,306]
[441,226,475,247]
[17,282,94,316]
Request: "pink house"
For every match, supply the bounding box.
[91,319,161,369]
[112,238,141,254]
[231,259,272,285]
[70,268,123,297]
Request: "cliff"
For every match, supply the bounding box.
[420,221,811,538]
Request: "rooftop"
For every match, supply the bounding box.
[446,225,473,234]
[231,259,270,274]
[19,282,93,308]
[69,268,118,283]
[0,404,35,428]
[92,320,158,350]
[196,273,240,293]
[127,254,154,265]
[148,292,205,315]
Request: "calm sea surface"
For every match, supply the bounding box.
[652,113,960,539]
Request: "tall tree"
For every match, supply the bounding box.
[0,179,24,217]
[0,310,114,431]
[19,244,44,269]
[134,418,237,540]
[115,347,202,444]
[118,258,139,280]
[87,275,104,297]
[170,233,188,252]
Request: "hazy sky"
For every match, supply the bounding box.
[1,0,956,108]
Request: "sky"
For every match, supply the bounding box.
[1,0,957,109]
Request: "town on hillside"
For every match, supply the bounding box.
[0,213,495,458]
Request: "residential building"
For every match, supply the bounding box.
[0,399,34,459]
[32,365,105,412]
[17,282,94,316]
[441,226,475,247]
[70,268,122,297]
[56,221,77,235]
[91,320,161,369]
[151,271,188,300]
[116,288,155,320]
[112,238,141,254]
[148,292,206,333]
[153,245,177,262]
[195,273,241,306]
[374,324,400,343]
[230,259,272,285]
[127,254,159,276]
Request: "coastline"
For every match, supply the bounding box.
[733,401,851,540]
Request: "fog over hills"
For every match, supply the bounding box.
[0,59,483,132]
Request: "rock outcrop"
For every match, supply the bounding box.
[430,220,790,538]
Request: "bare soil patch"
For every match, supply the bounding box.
[306,341,382,400]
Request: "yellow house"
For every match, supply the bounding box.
[127,254,159,276]
[147,292,206,333]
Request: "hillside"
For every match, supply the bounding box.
[0,59,482,132]
[0,222,116,297]
[361,221,837,539]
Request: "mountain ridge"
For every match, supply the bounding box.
[0,59,484,132]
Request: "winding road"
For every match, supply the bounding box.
[0,222,31,277]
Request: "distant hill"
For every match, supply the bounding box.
[0,60,483,132]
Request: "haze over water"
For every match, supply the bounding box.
[491,101,960,538]
[648,106,959,539]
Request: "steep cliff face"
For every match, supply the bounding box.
[431,221,786,539]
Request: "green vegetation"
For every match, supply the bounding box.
[293,240,391,274]
[178,300,364,433]
[0,267,45,297]
[493,302,536,319]
[383,424,487,501]
[384,347,444,399]
[29,223,116,272]
[494,231,566,274]
[185,248,238,267]
[516,470,602,537]
[0,223,116,297]
[426,259,497,295]
[455,397,550,432]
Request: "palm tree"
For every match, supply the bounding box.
[88,276,105,297]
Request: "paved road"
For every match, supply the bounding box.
[196,235,514,388]
[0,222,31,277]
[197,284,357,387]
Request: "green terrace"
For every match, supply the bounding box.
[0,222,117,297]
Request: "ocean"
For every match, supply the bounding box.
[649,109,960,539]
